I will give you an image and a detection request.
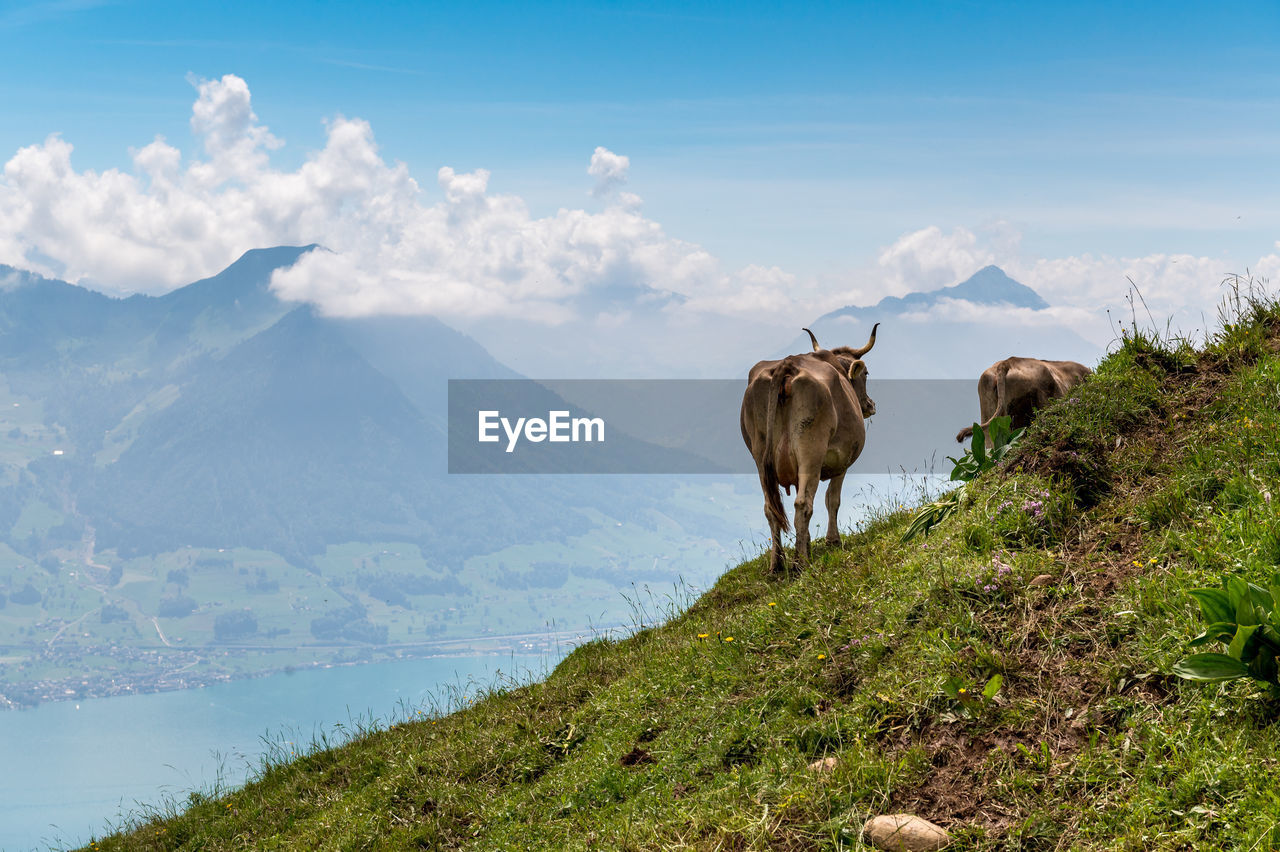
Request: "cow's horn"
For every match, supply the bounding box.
[850,322,879,357]
[802,327,820,351]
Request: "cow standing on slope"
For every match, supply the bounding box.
[956,356,1092,444]
[741,324,879,572]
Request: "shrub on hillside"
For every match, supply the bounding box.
[9,582,41,605]
[100,603,130,623]
[213,610,258,641]
[157,595,197,618]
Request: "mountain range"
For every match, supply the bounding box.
[787,265,1102,378]
[0,253,1106,565]
[0,247,685,568]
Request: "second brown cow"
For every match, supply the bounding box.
[956,356,1091,443]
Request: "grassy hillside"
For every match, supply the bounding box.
[86,290,1280,850]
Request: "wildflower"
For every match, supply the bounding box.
[723,636,735,642]
[1148,556,1158,565]
[768,602,777,608]
[817,654,826,660]
[697,633,709,639]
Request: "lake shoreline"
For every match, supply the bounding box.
[0,627,603,710]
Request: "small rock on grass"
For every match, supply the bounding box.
[862,814,951,851]
[807,756,838,773]
[1029,574,1056,587]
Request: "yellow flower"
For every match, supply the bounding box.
[697,633,709,639]
[1149,557,1158,564]
[723,636,735,642]
[768,602,777,608]
[817,654,826,660]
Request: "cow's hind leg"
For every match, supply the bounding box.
[759,471,787,573]
[793,469,820,566]
[824,471,846,547]
[768,514,785,573]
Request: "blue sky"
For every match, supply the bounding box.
[1,0,1278,373]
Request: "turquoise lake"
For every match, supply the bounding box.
[0,653,556,851]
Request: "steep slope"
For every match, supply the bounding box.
[84,307,442,560]
[144,244,317,357]
[86,293,1280,849]
[791,266,1102,378]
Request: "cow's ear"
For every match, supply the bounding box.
[847,360,867,380]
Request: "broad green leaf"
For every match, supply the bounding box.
[982,673,1003,700]
[1188,622,1238,647]
[1228,623,1260,661]
[1173,653,1249,681]
[990,416,1017,452]
[1247,581,1274,612]
[989,417,1009,448]
[970,425,986,468]
[941,676,962,699]
[1189,588,1233,626]
[1228,578,1259,626]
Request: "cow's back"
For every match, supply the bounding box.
[741,354,865,487]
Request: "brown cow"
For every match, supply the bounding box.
[741,324,878,572]
[956,357,1092,443]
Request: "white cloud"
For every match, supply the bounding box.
[0,75,729,324]
[840,221,1280,347]
[187,73,282,185]
[587,146,630,199]
[898,298,1094,327]
[677,263,811,322]
[873,225,995,296]
[1,73,1276,373]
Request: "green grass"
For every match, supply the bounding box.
[83,294,1280,851]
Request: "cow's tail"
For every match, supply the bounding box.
[763,360,796,534]
[989,360,1013,433]
[957,361,1012,443]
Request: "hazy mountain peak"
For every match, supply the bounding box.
[835,265,1049,318]
[788,266,1098,378]
[941,265,1048,310]
[159,244,320,307]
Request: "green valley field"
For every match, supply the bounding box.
[84,293,1280,850]
[0,480,760,708]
